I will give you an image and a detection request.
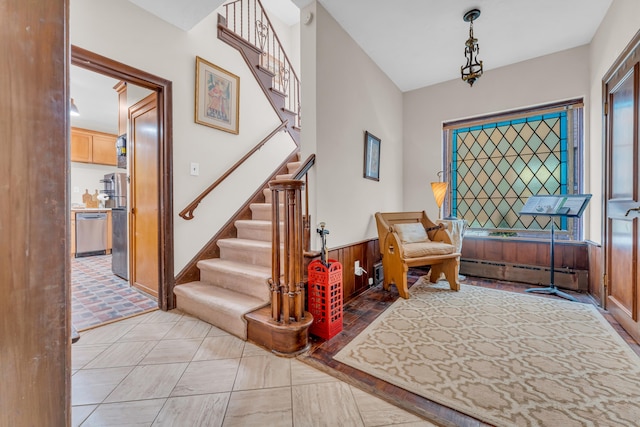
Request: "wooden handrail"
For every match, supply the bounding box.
[291,155,316,251]
[179,120,288,220]
[292,154,315,180]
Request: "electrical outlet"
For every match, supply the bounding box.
[355,260,364,276]
[190,162,199,176]
[368,277,374,286]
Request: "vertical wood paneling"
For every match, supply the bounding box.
[0,0,70,425]
[462,237,589,272]
[328,240,381,302]
[588,242,603,305]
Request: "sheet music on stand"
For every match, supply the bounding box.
[519,194,591,302]
[520,194,591,217]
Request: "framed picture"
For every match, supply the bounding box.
[195,56,240,134]
[363,131,381,181]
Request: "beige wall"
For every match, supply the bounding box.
[588,0,640,244]
[71,0,296,272]
[403,46,591,234]
[301,2,404,248]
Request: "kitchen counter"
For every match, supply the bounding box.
[71,207,112,212]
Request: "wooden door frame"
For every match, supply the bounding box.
[602,29,640,310]
[71,46,175,310]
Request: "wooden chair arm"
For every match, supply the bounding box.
[431,227,454,245]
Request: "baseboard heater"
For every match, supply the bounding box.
[460,258,588,291]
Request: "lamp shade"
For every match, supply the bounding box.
[431,181,448,208]
[70,98,80,116]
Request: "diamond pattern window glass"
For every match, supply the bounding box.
[447,102,583,240]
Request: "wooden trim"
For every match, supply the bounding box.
[71,46,175,310]
[1,0,70,424]
[586,241,603,306]
[600,30,640,310]
[443,98,584,130]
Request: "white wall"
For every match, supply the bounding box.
[70,162,118,206]
[71,0,296,272]
[588,0,640,244]
[301,2,404,248]
[403,46,591,234]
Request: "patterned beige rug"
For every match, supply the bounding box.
[334,279,640,427]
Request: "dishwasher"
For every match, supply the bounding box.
[75,212,107,257]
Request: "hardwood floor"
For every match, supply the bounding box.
[300,267,640,427]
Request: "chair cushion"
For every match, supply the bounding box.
[394,223,430,244]
[402,241,456,258]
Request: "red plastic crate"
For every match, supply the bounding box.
[308,259,343,340]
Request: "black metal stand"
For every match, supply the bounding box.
[525,220,578,302]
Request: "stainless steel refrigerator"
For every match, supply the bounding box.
[101,172,127,208]
[111,207,128,280]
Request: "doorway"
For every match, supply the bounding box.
[70,65,159,329]
[71,46,174,311]
[604,32,640,343]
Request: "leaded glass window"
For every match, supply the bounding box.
[445,101,583,240]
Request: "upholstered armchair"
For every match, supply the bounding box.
[375,211,460,299]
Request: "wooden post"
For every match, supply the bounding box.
[269,179,306,324]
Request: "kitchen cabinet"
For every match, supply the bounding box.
[114,81,127,136]
[71,127,117,166]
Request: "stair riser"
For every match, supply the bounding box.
[199,268,270,301]
[287,162,301,174]
[175,293,247,339]
[250,204,284,221]
[264,189,286,204]
[219,244,276,268]
[236,223,285,242]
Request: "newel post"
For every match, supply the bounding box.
[269,179,306,323]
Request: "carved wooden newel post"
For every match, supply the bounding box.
[266,179,312,355]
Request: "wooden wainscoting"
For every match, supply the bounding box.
[327,239,381,302]
[587,241,603,306]
[461,237,590,291]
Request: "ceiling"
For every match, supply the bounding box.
[127,0,613,91]
[73,0,613,132]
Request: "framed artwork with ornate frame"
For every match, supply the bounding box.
[195,56,240,134]
[364,131,381,181]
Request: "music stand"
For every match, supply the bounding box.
[519,194,591,302]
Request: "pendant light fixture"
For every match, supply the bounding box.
[460,9,483,87]
[70,98,80,116]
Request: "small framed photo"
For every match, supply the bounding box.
[195,56,240,134]
[363,131,381,181]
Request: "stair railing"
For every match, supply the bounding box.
[291,154,315,252]
[179,120,287,220]
[223,0,301,128]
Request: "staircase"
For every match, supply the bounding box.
[174,160,301,339]
[175,1,313,348]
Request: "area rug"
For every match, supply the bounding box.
[334,279,640,427]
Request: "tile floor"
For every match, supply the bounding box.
[72,309,436,427]
[72,254,158,331]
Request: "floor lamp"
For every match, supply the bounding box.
[431,178,448,220]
